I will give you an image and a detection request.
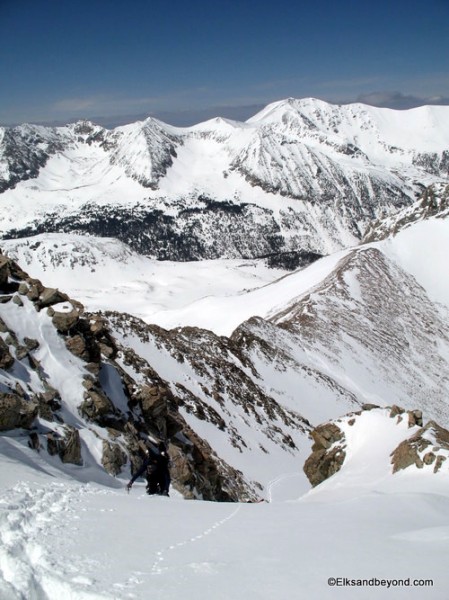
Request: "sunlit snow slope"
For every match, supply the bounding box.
[1,405,449,600]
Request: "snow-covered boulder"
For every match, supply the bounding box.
[303,405,449,488]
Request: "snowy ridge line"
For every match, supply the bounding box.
[1,98,448,262]
[151,503,242,576]
[0,481,106,600]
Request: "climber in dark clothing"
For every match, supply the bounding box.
[126,442,171,496]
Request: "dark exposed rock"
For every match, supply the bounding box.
[311,423,344,449]
[82,376,96,391]
[391,437,425,472]
[37,395,54,420]
[26,278,44,301]
[423,452,436,465]
[15,345,29,360]
[41,386,62,412]
[102,440,127,476]
[79,388,114,422]
[434,456,447,473]
[27,354,42,372]
[18,282,29,295]
[28,432,40,451]
[37,386,62,420]
[389,405,405,418]
[23,337,39,351]
[52,309,80,333]
[85,362,101,375]
[99,342,115,358]
[60,428,83,465]
[0,255,9,288]
[361,403,380,411]
[0,337,14,370]
[89,315,107,336]
[391,420,449,473]
[46,432,62,456]
[166,429,255,502]
[37,287,69,309]
[15,382,26,397]
[0,317,8,333]
[407,409,423,428]
[303,423,346,487]
[65,334,87,358]
[0,393,38,431]
[136,384,170,437]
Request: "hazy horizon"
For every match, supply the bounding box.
[1,0,448,127]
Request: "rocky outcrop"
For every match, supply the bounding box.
[0,252,269,500]
[391,420,449,474]
[135,384,170,438]
[36,287,69,309]
[0,254,9,288]
[46,428,83,465]
[60,428,83,465]
[51,309,80,333]
[303,423,346,487]
[79,388,115,423]
[102,440,127,476]
[0,337,14,370]
[0,393,38,431]
[304,405,449,488]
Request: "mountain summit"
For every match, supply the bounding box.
[1,98,448,265]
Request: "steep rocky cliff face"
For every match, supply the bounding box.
[0,252,267,501]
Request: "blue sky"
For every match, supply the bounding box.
[1,0,448,126]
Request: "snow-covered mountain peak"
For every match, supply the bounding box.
[188,115,247,136]
[247,97,449,153]
[1,97,448,261]
[247,96,326,123]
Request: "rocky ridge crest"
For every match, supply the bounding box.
[0,251,263,501]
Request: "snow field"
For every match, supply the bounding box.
[1,444,449,600]
[2,403,449,600]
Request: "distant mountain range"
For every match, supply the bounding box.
[1,98,448,265]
